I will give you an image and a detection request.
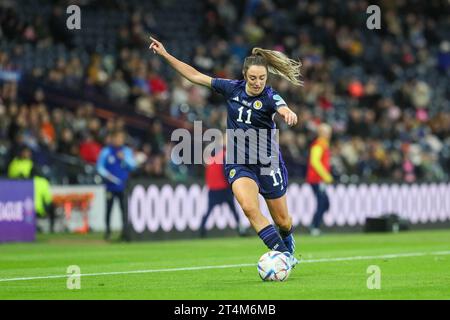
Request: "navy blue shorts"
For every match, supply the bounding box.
[225,163,288,199]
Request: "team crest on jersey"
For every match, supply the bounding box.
[253,100,263,110]
[229,169,236,179]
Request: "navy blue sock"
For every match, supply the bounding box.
[258,225,289,252]
[279,226,293,239]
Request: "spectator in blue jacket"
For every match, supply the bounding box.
[96,130,137,240]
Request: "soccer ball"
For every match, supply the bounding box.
[257,251,291,281]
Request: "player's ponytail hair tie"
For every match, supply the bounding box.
[250,47,303,86]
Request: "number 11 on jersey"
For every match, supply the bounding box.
[237,106,252,124]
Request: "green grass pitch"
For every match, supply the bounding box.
[1,229,450,299]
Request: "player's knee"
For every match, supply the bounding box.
[240,201,259,217]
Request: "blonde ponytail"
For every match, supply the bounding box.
[251,47,303,86]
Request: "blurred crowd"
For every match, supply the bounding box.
[1,0,449,184]
[0,90,182,182]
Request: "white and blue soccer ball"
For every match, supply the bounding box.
[257,251,291,281]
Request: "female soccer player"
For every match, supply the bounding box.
[149,36,301,267]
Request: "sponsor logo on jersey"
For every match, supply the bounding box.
[253,100,263,110]
[229,169,236,179]
[242,100,252,107]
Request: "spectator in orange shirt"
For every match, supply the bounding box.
[40,113,56,144]
[306,123,333,236]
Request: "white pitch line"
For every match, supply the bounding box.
[1,250,449,283]
[0,263,256,283]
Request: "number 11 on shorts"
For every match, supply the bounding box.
[270,168,283,189]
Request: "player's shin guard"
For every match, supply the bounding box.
[257,225,289,253]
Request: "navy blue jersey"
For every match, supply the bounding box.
[211,78,287,167]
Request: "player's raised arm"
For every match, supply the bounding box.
[149,36,212,88]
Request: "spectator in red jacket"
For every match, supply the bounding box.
[200,138,247,238]
[79,133,102,164]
